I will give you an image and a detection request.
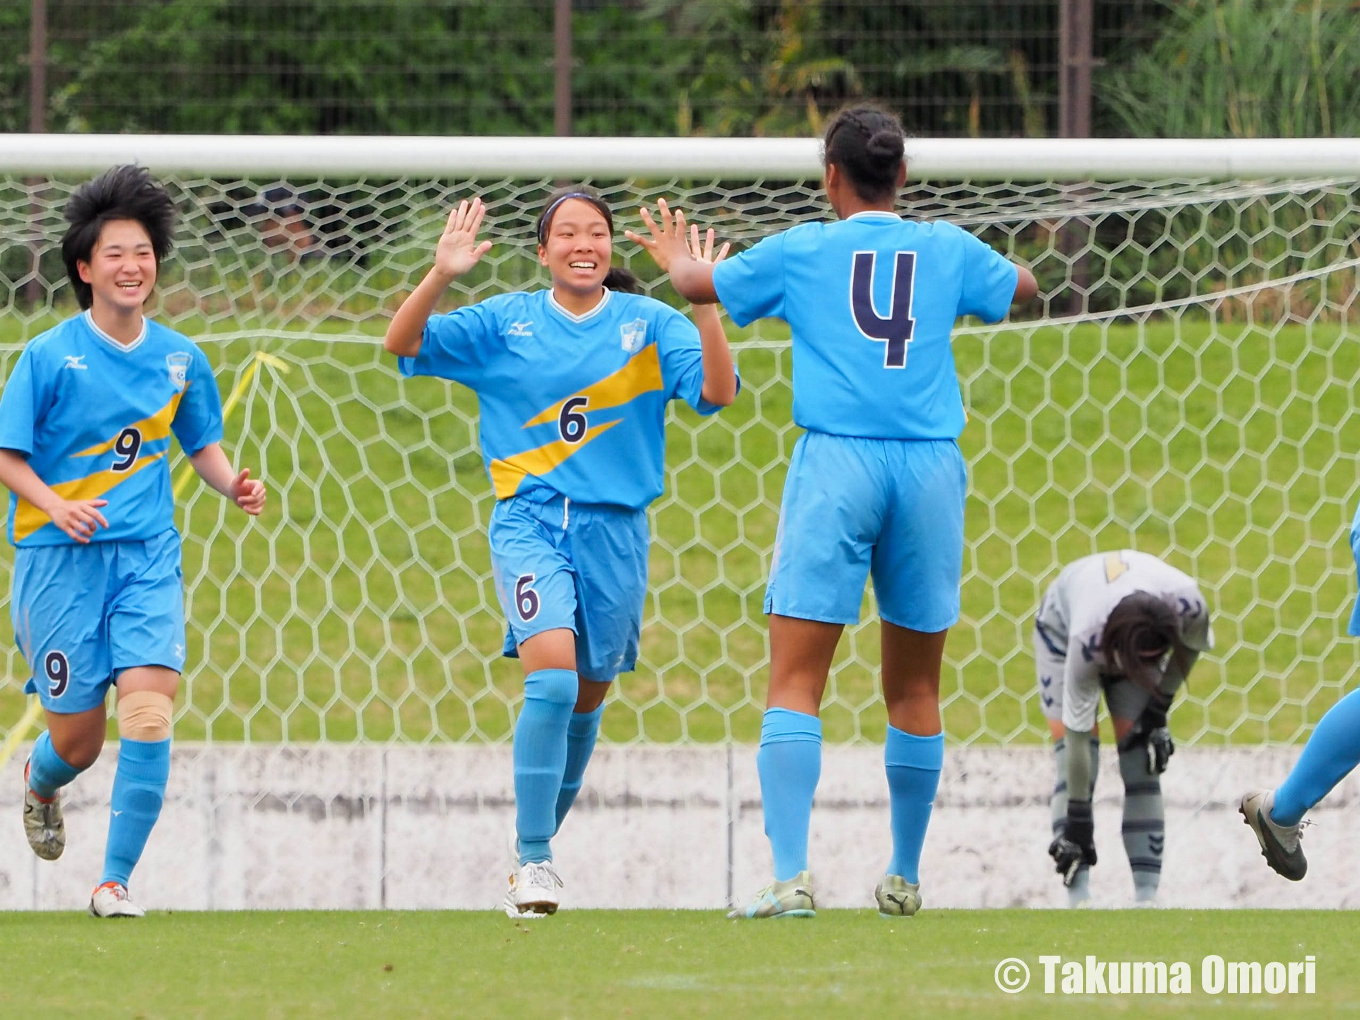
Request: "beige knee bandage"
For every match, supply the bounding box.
[118,691,173,741]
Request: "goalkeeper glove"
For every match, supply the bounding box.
[1144,726,1174,774]
[1119,702,1175,774]
[1048,800,1096,887]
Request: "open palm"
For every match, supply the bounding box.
[435,197,493,279]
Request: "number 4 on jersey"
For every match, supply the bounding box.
[850,251,916,369]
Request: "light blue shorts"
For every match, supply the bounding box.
[12,530,186,714]
[489,494,649,683]
[765,431,967,632]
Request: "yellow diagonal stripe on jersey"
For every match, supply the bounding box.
[521,344,662,428]
[12,451,167,543]
[72,385,189,458]
[489,419,622,500]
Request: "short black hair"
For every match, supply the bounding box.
[61,165,177,310]
[822,104,907,204]
[1102,591,1187,699]
[535,184,639,294]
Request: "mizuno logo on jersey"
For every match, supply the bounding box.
[508,321,535,337]
[619,319,647,353]
[62,355,87,371]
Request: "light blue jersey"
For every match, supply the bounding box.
[399,288,726,510]
[0,312,223,546]
[712,211,1018,440]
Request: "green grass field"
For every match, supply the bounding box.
[4,908,1358,1019]
[0,313,1357,747]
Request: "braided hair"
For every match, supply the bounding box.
[822,104,907,203]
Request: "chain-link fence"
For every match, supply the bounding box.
[4,0,1167,138]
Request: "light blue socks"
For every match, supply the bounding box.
[101,737,171,887]
[26,730,82,799]
[885,726,944,883]
[1272,687,1360,826]
[757,707,822,881]
[513,668,578,865]
[555,703,604,833]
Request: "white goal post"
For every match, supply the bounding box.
[4,133,1360,178]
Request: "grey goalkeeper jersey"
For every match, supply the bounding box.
[1035,550,1213,731]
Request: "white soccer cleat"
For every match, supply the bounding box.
[22,758,65,861]
[507,861,563,917]
[501,831,557,918]
[88,882,146,918]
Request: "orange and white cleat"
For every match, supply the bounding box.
[89,882,145,918]
[22,759,65,861]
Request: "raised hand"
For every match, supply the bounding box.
[688,222,730,265]
[434,198,493,281]
[625,198,702,273]
[49,498,109,544]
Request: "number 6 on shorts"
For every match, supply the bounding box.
[515,574,540,621]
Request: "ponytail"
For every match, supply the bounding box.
[604,267,640,293]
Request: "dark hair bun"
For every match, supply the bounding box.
[822,104,907,203]
[866,130,905,164]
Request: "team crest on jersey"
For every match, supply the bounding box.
[619,319,647,353]
[166,352,191,390]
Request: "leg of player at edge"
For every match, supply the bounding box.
[1241,509,1360,882]
[1241,687,1360,882]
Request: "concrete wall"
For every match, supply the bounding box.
[2,745,1355,911]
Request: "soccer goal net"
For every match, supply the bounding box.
[2,136,1358,749]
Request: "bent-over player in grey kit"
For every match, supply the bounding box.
[1034,551,1212,906]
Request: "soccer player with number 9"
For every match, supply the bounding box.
[0,165,266,917]
[385,186,737,918]
[633,104,1038,918]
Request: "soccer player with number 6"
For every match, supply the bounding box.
[0,165,266,917]
[631,104,1037,918]
[385,187,737,919]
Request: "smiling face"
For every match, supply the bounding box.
[77,218,157,316]
[538,198,612,299]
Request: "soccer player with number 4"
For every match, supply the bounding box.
[1034,551,1212,906]
[0,165,266,917]
[630,104,1037,918]
[385,187,737,919]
